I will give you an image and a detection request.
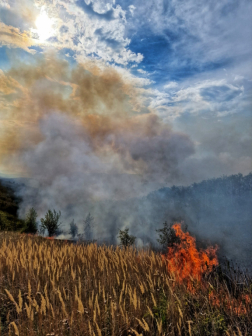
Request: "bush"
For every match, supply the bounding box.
[118,228,136,247]
[24,208,37,234]
[40,209,61,237]
[156,221,187,251]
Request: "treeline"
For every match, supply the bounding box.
[149,172,252,204]
[145,172,252,227]
[0,172,251,242]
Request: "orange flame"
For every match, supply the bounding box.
[46,236,55,240]
[162,223,218,289]
[161,223,251,316]
[209,291,251,316]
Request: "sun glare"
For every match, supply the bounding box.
[35,9,55,42]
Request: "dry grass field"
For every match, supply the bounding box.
[0,228,251,336]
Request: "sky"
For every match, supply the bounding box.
[0,0,251,188]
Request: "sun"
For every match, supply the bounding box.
[35,9,55,42]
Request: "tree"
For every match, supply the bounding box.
[83,213,94,241]
[24,208,38,234]
[41,210,61,237]
[69,219,78,238]
[156,221,185,251]
[0,213,5,231]
[38,224,46,236]
[118,228,136,247]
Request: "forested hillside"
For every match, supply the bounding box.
[138,172,252,267]
[90,172,252,270]
[146,172,252,225]
[0,179,24,230]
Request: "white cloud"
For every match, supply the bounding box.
[123,0,252,68]
[128,5,136,16]
[164,81,178,89]
[0,0,145,66]
[26,0,143,66]
[137,69,147,74]
[141,67,250,122]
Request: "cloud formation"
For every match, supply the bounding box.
[0,21,34,52]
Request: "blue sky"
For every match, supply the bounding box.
[0,0,251,182]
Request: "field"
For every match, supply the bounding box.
[0,231,251,336]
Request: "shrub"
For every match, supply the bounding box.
[118,228,136,247]
[156,221,186,251]
[24,207,38,234]
[40,209,61,237]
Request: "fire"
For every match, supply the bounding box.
[209,291,251,316]
[162,223,218,288]
[161,223,252,316]
[46,236,55,240]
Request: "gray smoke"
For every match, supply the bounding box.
[10,111,252,273]
[16,112,194,222]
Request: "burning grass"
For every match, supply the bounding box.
[162,223,219,291]
[0,229,251,336]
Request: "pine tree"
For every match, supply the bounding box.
[83,213,94,241]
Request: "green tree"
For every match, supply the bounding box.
[118,228,136,247]
[156,221,185,251]
[24,207,38,234]
[41,210,61,237]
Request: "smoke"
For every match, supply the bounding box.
[0,54,194,219]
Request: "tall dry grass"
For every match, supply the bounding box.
[0,232,251,336]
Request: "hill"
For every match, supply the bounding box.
[0,178,24,231]
[93,172,252,270]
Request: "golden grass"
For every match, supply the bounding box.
[0,231,251,336]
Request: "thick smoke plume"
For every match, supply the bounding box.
[0,55,194,214]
